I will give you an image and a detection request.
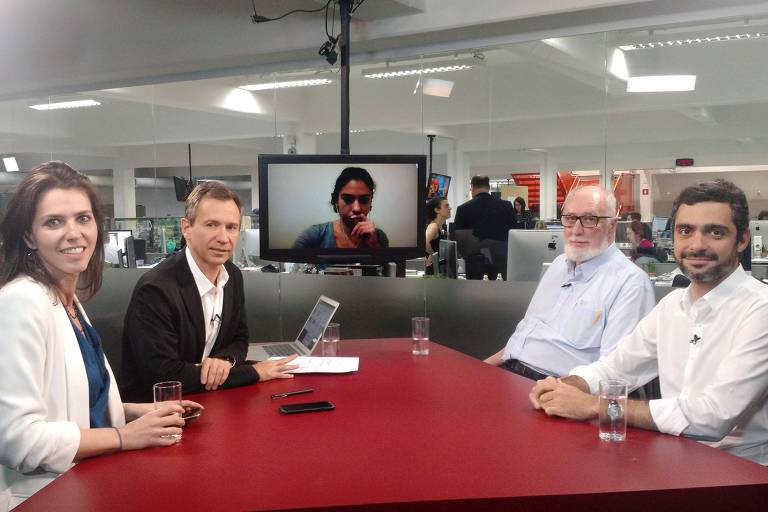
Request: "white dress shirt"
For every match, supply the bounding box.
[185,248,229,361]
[501,244,656,376]
[571,266,768,465]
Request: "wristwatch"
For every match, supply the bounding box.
[215,355,236,367]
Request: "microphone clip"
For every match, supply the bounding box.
[689,334,701,345]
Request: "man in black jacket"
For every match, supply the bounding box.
[120,182,297,402]
[453,175,517,280]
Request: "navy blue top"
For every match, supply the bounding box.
[69,306,111,428]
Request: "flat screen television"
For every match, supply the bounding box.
[426,173,451,199]
[258,154,427,264]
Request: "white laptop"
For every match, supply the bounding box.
[247,295,340,361]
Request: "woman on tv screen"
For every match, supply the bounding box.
[293,167,389,249]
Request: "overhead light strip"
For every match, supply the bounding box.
[619,32,764,51]
[29,99,101,111]
[362,58,476,79]
[240,78,333,91]
[627,75,696,93]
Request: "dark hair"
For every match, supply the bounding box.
[670,179,749,238]
[513,197,526,210]
[758,210,768,220]
[628,220,645,238]
[185,181,244,223]
[0,161,105,300]
[470,175,490,189]
[330,167,376,213]
[627,211,642,221]
[426,197,446,222]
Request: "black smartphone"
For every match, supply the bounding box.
[279,401,335,414]
[182,408,203,420]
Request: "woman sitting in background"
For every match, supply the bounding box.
[0,161,201,510]
[425,197,451,275]
[628,219,661,265]
[513,197,533,229]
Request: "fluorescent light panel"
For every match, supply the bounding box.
[240,78,333,91]
[3,157,19,172]
[423,78,454,98]
[619,32,764,51]
[363,58,475,79]
[29,99,101,111]
[627,75,696,92]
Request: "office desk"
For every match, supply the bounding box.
[17,340,768,511]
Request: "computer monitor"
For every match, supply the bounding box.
[438,239,458,279]
[124,236,138,268]
[453,229,480,260]
[506,230,564,282]
[107,230,133,252]
[652,217,669,233]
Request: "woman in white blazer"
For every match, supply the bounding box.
[0,162,203,510]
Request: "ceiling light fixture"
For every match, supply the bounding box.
[240,78,333,91]
[423,78,455,98]
[619,32,764,51]
[29,99,101,111]
[3,157,19,172]
[362,58,475,79]
[627,75,696,92]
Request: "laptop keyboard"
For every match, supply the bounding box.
[264,344,299,357]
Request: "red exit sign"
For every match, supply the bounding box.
[676,158,694,166]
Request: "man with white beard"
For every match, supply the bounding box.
[484,186,655,379]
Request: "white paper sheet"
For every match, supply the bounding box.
[269,356,359,373]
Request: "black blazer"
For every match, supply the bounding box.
[120,251,258,402]
[453,192,517,241]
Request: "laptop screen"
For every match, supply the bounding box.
[296,299,337,350]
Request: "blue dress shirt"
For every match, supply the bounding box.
[501,244,655,377]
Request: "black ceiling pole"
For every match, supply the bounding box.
[427,134,435,173]
[339,0,352,155]
[187,143,192,182]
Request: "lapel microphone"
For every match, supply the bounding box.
[689,334,701,345]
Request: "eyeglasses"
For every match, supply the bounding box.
[560,214,613,228]
[339,194,371,206]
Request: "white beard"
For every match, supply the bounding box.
[565,238,610,264]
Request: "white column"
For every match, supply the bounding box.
[449,142,471,217]
[539,159,558,221]
[638,169,653,221]
[296,132,317,155]
[250,170,259,213]
[113,161,136,218]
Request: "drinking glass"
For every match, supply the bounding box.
[321,323,340,357]
[153,381,183,441]
[411,317,430,355]
[598,379,628,442]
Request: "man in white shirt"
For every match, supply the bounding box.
[121,182,297,402]
[530,179,768,465]
[484,186,655,379]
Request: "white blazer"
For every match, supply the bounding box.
[0,276,125,511]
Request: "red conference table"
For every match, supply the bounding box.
[17,340,768,511]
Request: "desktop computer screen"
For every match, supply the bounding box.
[652,217,669,233]
[506,230,564,282]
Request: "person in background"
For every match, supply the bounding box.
[627,211,653,241]
[121,181,297,402]
[757,210,768,220]
[627,220,661,266]
[425,197,451,275]
[293,167,389,249]
[530,179,768,466]
[0,162,199,510]
[533,220,548,230]
[484,186,655,379]
[512,197,534,229]
[453,175,517,280]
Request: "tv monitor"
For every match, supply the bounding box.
[506,230,564,282]
[652,216,669,233]
[107,230,133,252]
[258,154,427,264]
[427,173,451,199]
[173,176,194,202]
[749,220,768,258]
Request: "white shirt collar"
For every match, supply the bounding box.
[185,247,229,297]
[680,264,746,316]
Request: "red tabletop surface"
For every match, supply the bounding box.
[17,340,768,511]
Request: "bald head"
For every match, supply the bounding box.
[563,186,616,217]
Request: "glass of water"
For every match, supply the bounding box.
[153,381,183,441]
[321,322,340,357]
[411,317,430,355]
[598,379,628,442]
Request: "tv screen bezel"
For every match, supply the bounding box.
[427,172,451,199]
[258,154,427,264]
